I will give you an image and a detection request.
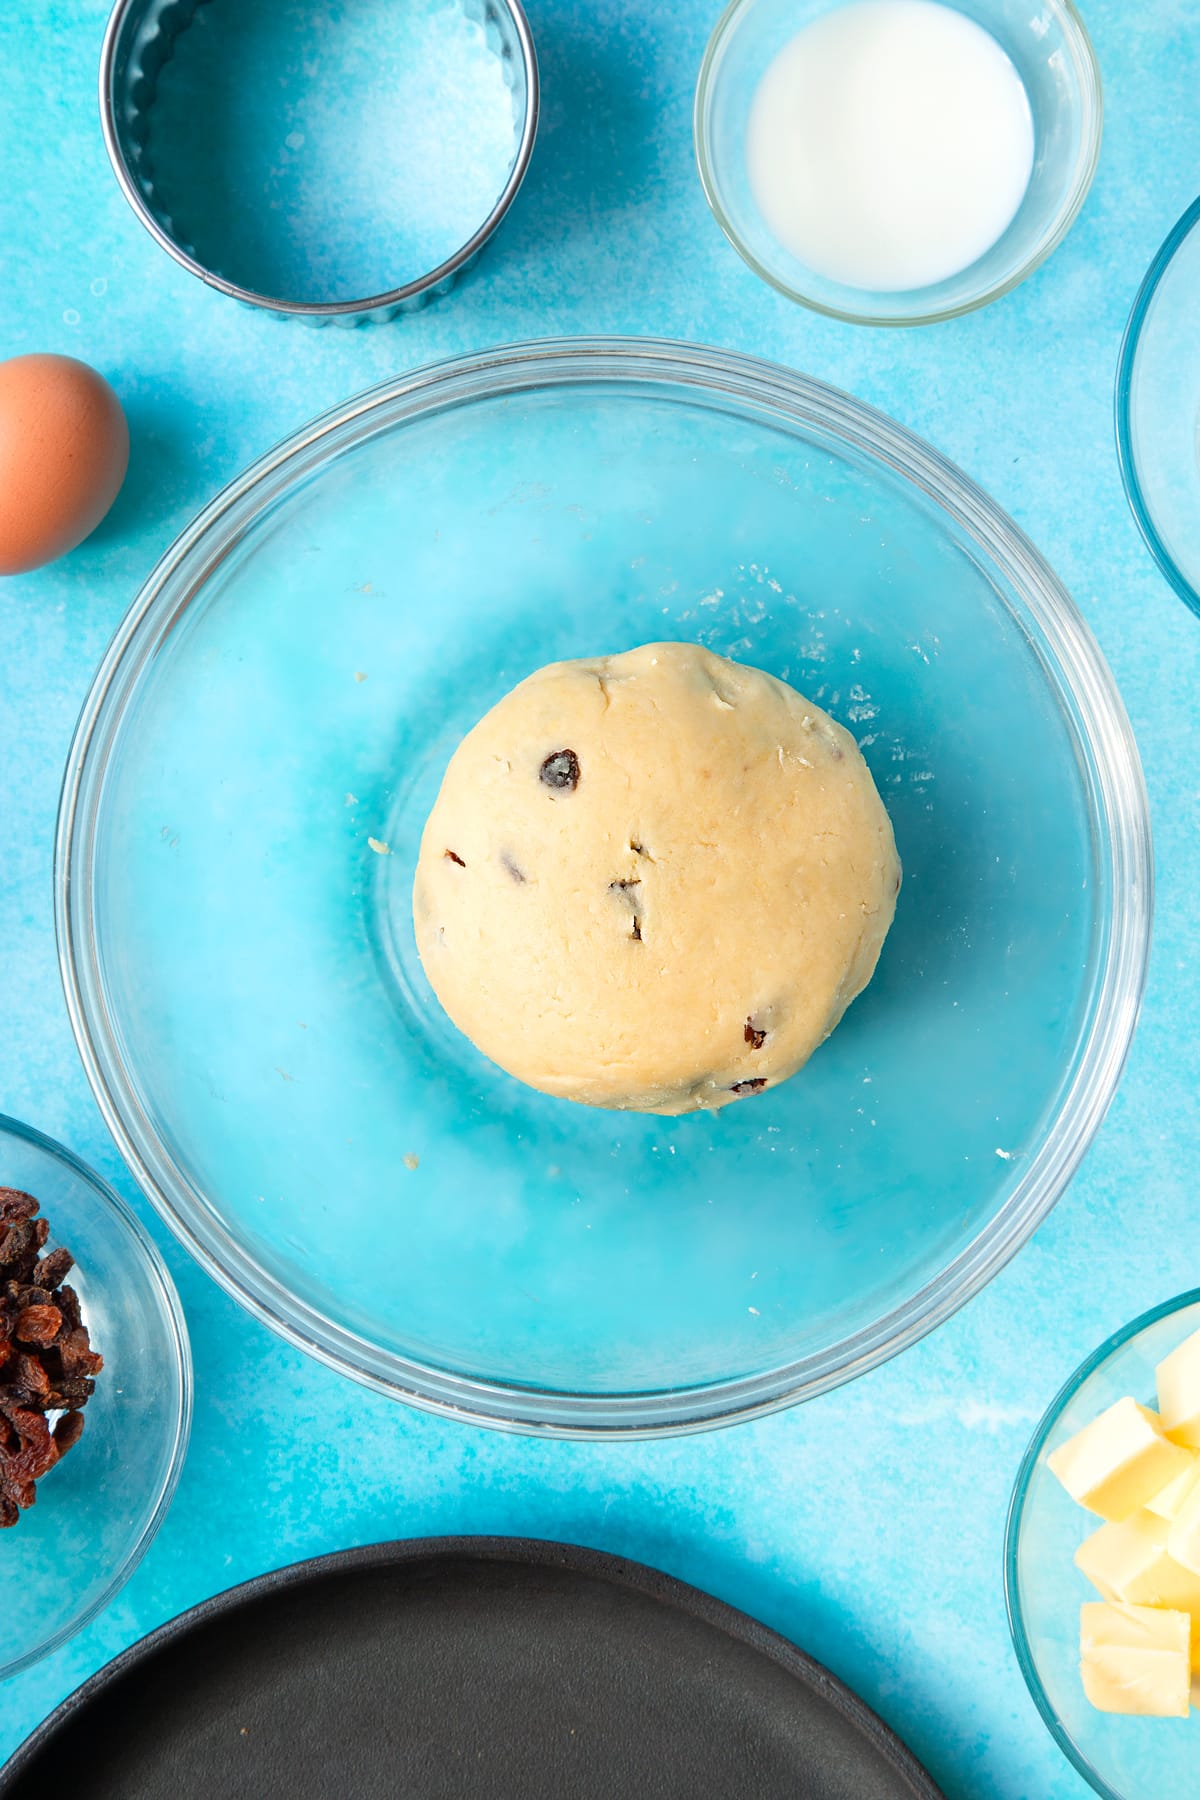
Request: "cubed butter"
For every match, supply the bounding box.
[1168,1480,1200,1579]
[1080,1602,1191,1717]
[1047,1397,1193,1522]
[1157,1326,1200,1449]
[1075,1510,1200,1668]
[1145,1453,1200,1522]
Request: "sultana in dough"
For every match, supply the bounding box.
[412,642,900,1114]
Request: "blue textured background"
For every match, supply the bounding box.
[2,2,1198,1794]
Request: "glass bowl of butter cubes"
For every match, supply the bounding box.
[1006,1290,1200,1799]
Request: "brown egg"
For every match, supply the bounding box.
[0,354,130,576]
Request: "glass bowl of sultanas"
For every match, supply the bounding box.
[0,1113,191,1679]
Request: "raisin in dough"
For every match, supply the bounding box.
[412,642,900,1114]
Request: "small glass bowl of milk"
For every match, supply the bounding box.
[695,0,1101,325]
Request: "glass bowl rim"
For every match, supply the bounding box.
[1003,1287,1200,1800]
[1114,194,1200,621]
[97,0,541,320]
[0,1109,193,1681]
[692,0,1103,327]
[55,334,1152,1439]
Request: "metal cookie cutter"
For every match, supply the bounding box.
[99,0,539,324]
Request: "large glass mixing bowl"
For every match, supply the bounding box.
[56,339,1150,1436]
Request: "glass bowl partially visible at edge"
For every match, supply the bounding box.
[55,338,1151,1438]
[1006,1292,1200,1800]
[1116,196,1200,620]
[0,1114,192,1680]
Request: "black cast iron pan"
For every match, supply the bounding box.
[0,1537,944,1799]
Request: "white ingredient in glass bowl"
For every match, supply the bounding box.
[745,0,1035,292]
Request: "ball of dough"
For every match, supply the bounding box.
[412,642,900,1115]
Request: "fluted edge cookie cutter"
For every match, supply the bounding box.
[99,0,539,325]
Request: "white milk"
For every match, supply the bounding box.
[745,0,1035,292]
